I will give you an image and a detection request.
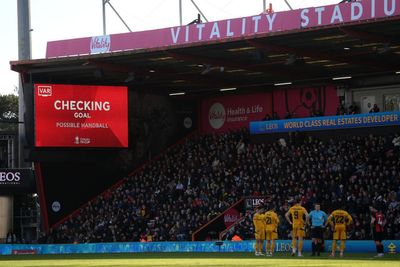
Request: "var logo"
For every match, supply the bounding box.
[37,86,52,97]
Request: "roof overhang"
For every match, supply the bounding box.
[10,0,400,95]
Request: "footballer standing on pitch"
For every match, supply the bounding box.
[285,198,309,257]
[327,205,353,257]
[307,203,328,256]
[264,204,280,257]
[253,206,266,256]
[370,206,386,257]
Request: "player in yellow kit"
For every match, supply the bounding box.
[253,207,266,256]
[285,199,309,257]
[326,206,353,257]
[264,205,280,257]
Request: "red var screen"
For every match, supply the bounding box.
[35,84,128,148]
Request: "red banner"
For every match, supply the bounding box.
[273,85,339,118]
[35,84,128,148]
[200,93,272,133]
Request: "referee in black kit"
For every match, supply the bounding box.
[307,203,328,256]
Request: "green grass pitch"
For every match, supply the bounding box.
[0,252,399,267]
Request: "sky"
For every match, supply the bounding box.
[0,0,340,95]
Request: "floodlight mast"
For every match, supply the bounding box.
[17,0,31,169]
[102,0,107,35]
[179,0,183,26]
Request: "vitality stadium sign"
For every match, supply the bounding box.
[34,84,128,148]
[46,0,399,58]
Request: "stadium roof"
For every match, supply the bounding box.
[10,1,400,95]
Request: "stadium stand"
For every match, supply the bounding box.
[42,130,400,243]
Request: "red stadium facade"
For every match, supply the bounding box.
[10,0,400,235]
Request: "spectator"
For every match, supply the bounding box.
[272,112,280,120]
[46,130,400,243]
[392,134,400,152]
[263,114,271,121]
[348,103,359,114]
[370,104,380,113]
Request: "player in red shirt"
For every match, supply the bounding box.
[370,206,385,257]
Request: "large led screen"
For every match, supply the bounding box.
[35,84,128,148]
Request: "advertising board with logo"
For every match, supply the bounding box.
[245,197,266,210]
[0,169,36,194]
[1,240,400,254]
[90,35,111,54]
[201,93,272,133]
[35,84,128,148]
[223,207,240,228]
[200,87,339,133]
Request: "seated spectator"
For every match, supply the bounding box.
[392,134,400,152]
[348,103,359,114]
[272,112,280,120]
[263,114,271,121]
[45,130,400,243]
[369,104,380,113]
[336,104,346,115]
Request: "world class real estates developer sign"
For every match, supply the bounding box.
[250,112,400,135]
[35,84,128,148]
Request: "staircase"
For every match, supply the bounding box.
[192,196,266,241]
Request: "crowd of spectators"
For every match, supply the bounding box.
[336,103,359,115]
[226,133,400,241]
[43,130,400,243]
[263,110,325,121]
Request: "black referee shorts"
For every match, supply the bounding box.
[311,226,324,239]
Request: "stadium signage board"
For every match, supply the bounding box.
[201,93,271,133]
[34,84,128,148]
[250,111,400,135]
[245,197,266,210]
[46,0,399,58]
[223,207,240,228]
[200,87,339,133]
[0,169,35,194]
[1,240,400,254]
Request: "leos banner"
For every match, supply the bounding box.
[35,84,128,148]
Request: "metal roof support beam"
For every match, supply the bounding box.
[247,40,397,70]
[167,51,277,74]
[190,0,208,22]
[85,59,235,87]
[339,28,394,43]
[284,0,293,10]
[103,0,132,33]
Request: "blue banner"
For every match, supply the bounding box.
[250,112,400,135]
[0,240,399,255]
